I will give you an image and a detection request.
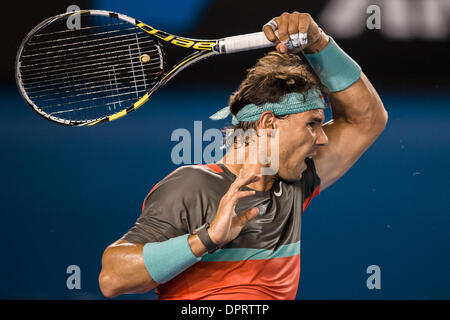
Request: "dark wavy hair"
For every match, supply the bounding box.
[224,51,324,146]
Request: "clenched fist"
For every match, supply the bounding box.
[263,11,329,54]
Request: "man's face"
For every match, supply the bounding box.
[274,109,328,182]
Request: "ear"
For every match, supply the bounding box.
[258,111,277,137]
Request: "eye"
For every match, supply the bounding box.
[307,122,315,126]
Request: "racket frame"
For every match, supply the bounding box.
[16,10,274,126]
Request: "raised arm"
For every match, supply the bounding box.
[314,73,387,191]
[264,12,388,191]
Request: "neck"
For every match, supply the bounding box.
[220,148,278,192]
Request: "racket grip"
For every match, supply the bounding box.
[220,32,275,54]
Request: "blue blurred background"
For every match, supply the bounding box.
[1,0,449,299]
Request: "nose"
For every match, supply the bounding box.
[316,127,328,146]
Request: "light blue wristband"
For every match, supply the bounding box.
[142,234,201,284]
[304,37,362,92]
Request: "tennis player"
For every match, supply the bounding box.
[99,12,388,299]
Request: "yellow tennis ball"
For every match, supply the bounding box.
[140,54,151,63]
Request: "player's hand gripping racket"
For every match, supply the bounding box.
[15,10,277,126]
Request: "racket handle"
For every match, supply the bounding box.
[220,31,276,54]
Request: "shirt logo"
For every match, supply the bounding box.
[274,181,283,197]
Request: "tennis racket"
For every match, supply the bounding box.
[15,9,277,126]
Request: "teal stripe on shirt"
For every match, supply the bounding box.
[201,241,300,262]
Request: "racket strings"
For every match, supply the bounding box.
[26,23,134,47]
[22,56,161,89]
[31,20,131,38]
[22,32,153,62]
[19,14,164,123]
[22,28,158,85]
[21,43,160,75]
[26,67,160,100]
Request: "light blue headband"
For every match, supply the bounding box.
[209,89,326,125]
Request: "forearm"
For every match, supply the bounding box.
[99,235,208,298]
[188,234,208,257]
[328,74,387,132]
[99,240,158,298]
[305,32,387,132]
